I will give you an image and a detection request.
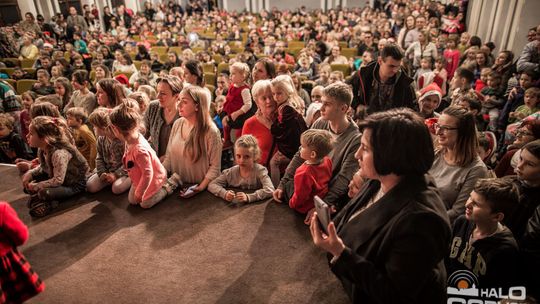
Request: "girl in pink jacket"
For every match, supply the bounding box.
[110,99,168,208]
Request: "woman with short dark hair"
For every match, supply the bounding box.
[310,108,451,304]
[144,75,182,159]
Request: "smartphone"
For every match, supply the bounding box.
[314,195,331,234]
[182,184,198,197]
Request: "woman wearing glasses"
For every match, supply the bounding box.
[161,85,222,198]
[428,105,488,224]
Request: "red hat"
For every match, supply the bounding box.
[419,83,442,103]
[114,74,129,86]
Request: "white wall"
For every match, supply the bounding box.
[467,0,540,59]
[17,0,38,17]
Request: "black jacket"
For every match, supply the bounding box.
[331,175,451,304]
[347,61,416,113]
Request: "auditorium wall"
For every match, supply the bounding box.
[466,0,540,60]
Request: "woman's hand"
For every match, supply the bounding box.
[179,184,203,199]
[304,208,316,225]
[310,212,346,258]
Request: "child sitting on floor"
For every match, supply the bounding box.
[0,113,33,163]
[86,108,131,194]
[208,135,274,203]
[22,116,89,217]
[109,99,168,209]
[289,129,334,223]
[65,107,97,170]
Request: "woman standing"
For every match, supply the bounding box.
[311,108,451,303]
[405,30,438,72]
[429,106,489,223]
[144,75,182,159]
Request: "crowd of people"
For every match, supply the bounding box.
[0,0,540,303]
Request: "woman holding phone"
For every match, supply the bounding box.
[161,85,222,198]
[310,108,451,304]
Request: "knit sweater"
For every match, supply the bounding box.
[143,100,179,155]
[207,164,274,203]
[162,118,222,184]
[95,136,126,178]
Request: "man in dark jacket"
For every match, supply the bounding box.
[347,44,416,115]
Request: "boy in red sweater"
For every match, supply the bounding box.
[289,129,334,224]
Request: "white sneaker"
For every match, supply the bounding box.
[163,173,182,195]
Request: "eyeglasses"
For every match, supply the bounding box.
[434,123,458,133]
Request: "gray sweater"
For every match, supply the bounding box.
[278,118,361,208]
[208,164,275,203]
[429,153,489,223]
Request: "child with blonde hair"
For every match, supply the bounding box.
[289,129,334,222]
[65,107,97,170]
[22,116,89,217]
[208,135,274,203]
[109,99,168,208]
[269,74,308,186]
[137,84,157,100]
[86,107,131,194]
[222,62,253,147]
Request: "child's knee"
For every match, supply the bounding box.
[111,184,127,195]
[86,181,101,193]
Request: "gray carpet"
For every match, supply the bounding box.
[0,165,349,304]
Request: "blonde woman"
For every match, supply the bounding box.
[161,85,222,198]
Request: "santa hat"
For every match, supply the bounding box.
[419,83,442,103]
[114,74,129,86]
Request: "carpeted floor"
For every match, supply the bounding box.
[0,165,349,304]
